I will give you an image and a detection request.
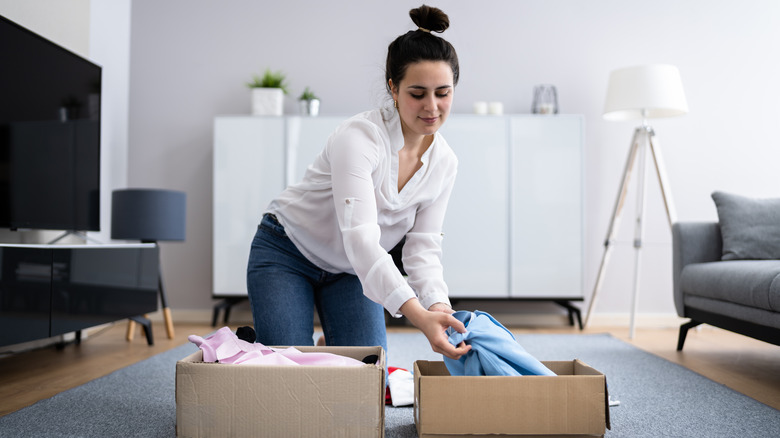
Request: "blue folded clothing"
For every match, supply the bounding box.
[444,310,556,376]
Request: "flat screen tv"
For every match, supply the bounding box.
[0,14,101,232]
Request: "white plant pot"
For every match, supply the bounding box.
[299,99,320,116]
[251,88,284,116]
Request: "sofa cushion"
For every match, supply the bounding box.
[680,260,780,312]
[712,191,780,260]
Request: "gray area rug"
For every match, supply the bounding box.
[1,332,778,437]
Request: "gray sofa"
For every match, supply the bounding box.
[672,221,780,350]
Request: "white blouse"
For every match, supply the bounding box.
[266,105,458,316]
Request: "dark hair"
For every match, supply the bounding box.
[385,5,460,94]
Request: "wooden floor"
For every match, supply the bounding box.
[0,319,778,417]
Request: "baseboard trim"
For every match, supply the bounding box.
[586,313,686,329]
[148,308,254,325]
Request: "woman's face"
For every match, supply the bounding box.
[390,60,454,139]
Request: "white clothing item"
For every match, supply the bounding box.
[387,368,415,407]
[267,105,458,316]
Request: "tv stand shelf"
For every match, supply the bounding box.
[0,243,159,347]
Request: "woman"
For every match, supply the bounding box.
[246,5,470,360]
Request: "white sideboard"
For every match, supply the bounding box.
[212,114,583,305]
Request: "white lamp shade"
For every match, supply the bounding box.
[603,64,689,121]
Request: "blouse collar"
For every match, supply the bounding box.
[381,105,405,153]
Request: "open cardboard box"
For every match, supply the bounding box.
[176,345,385,438]
[414,359,610,438]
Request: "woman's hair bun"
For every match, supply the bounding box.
[409,5,449,33]
[385,4,459,92]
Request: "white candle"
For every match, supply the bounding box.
[488,102,504,115]
[473,101,488,115]
[538,103,556,114]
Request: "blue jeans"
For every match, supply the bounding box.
[246,213,387,354]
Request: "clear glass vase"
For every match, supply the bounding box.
[532,85,558,115]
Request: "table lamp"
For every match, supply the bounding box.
[112,188,186,340]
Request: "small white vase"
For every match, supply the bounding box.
[251,88,284,116]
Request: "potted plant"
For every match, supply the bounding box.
[247,69,289,116]
[298,86,320,116]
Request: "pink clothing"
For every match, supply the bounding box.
[188,327,366,366]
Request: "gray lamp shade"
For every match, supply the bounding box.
[111,189,186,242]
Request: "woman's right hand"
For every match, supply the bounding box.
[400,298,471,360]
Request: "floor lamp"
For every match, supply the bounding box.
[112,188,187,341]
[583,65,688,338]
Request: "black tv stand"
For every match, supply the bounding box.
[0,243,160,348]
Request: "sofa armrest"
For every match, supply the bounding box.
[671,222,722,316]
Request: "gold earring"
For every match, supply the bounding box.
[394,100,398,109]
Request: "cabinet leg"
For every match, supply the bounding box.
[554,300,583,330]
[212,297,247,327]
[128,315,154,345]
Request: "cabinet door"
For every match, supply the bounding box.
[51,247,159,335]
[0,247,52,346]
[213,117,285,296]
[285,116,344,185]
[439,116,510,297]
[510,116,583,298]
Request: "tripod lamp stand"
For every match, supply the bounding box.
[583,64,688,338]
[112,189,187,341]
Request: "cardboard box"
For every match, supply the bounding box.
[176,346,385,438]
[414,360,610,438]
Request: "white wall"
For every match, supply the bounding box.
[0,0,90,57]
[126,0,780,317]
[89,0,132,244]
[6,1,780,321]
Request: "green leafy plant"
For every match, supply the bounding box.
[246,69,289,94]
[298,86,318,101]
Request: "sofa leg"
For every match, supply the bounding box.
[677,320,702,351]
